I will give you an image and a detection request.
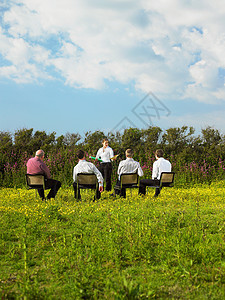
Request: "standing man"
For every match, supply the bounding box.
[26,149,61,200]
[113,149,143,198]
[139,149,171,197]
[73,150,104,200]
[96,139,114,191]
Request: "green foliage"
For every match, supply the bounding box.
[202,126,222,145]
[13,128,56,155]
[63,132,81,148]
[0,131,12,150]
[162,126,195,154]
[122,128,142,150]
[83,130,106,155]
[141,126,162,150]
[0,126,225,188]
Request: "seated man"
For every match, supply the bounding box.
[113,149,143,198]
[26,149,61,200]
[139,149,171,197]
[73,150,103,200]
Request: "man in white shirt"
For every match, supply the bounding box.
[139,149,171,197]
[73,150,104,200]
[113,149,143,198]
[96,139,114,191]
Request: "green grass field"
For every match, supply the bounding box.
[1,182,225,299]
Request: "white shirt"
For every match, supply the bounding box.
[73,160,104,187]
[152,157,171,180]
[96,146,114,163]
[117,157,144,180]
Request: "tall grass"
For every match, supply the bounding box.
[1,183,225,299]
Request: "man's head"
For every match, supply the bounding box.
[77,150,85,160]
[35,149,44,159]
[125,149,133,158]
[155,149,164,159]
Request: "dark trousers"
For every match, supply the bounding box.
[114,180,126,198]
[98,162,112,191]
[38,178,61,199]
[139,179,161,196]
[73,182,101,200]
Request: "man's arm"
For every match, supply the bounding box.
[92,165,104,187]
[117,161,123,176]
[73,166,77,182]
[137,163,144,177]
[40,162,51,179]
[152,161,159,179]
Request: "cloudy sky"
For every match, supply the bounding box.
[0,0,225,138]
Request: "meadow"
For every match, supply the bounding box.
[1,182,225,299]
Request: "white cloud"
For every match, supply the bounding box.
[0,0,225,102]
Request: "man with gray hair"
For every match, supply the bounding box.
[26,149,61,200]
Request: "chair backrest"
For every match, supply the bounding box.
[26,174,45,188]
[121,173,139,186]
[77,173,97,185]
[160,172,175,187]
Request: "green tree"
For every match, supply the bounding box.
[63,132,81,148]
[201,126,223,164]
[162,126,195,155]
[83,131,105,155]
[141,126,162,153]
[14,128,34,154]
[121,128,143,161]
[121,128,142,149]
[0,131,13,180]
[31,130,56,152]
[0,131,13,150]
[56,135,65,149]
[201,126,222,146]
[107,131,122,154]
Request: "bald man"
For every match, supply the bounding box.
[26,149,61,200]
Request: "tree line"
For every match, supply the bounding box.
[0,126,225,187]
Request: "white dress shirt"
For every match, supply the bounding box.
[96,146,114,163]
[117,157,144,179]
[73,160,103,186]
[152,157,171,179]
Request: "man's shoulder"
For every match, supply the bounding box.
[158,158,171,165]
[164,158,171,164]
[129,159,139,165]
[133,159,140,164]
[27,157,38,164]
[77,160,95,167]
[27,157,34,161]
[87,161,96,168]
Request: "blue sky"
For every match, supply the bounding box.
[0,0,225,139]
